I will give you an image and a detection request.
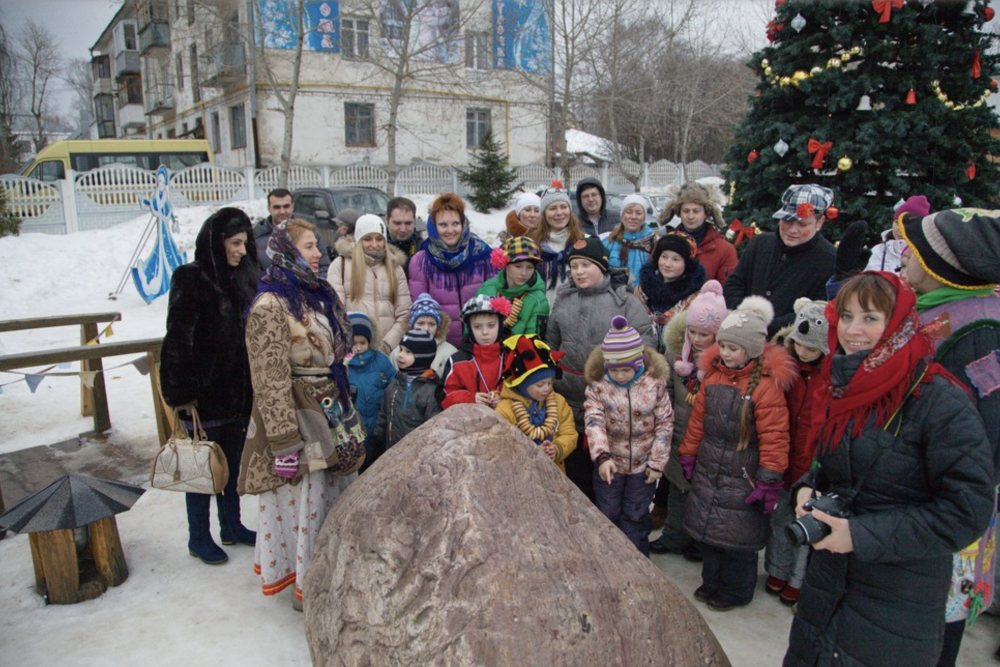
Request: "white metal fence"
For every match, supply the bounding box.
[3,159,725,234]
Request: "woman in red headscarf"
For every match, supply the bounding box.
[783,272,996,667]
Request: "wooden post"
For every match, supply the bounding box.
[31,529,83,605]
[147,349,170,447]
[80,322,97,418]
[28,534,45,589]
[89,517,128,588]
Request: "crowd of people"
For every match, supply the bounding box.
[159,180,1000,666]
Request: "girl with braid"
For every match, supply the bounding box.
[678,296,796,612]
[495,335,577,473]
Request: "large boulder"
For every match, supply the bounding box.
[304,404,730,667]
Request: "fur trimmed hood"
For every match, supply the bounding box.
[335,235,408,267]
[584,344,670,384]
[404,310,453,344]
[696,341,798,392]
[664,309,689,355]
[658,182,727,232]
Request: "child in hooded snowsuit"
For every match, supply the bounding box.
[584,316,674,556]
[442,295,511,409]
[763,298,830,607]
[496,335,577,474]
[346,312,395,473]
[678,296,796,611]
[371,329,443,454]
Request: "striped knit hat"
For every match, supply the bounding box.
[399,329,437,372]
[602,316,645,370]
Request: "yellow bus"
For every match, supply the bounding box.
[18,139,214,182]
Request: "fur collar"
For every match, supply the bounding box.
[584,345,670,384]
[663,309,688,355]
[697,342,798,392]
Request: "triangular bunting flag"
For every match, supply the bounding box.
[79,370,98,389]
[131,356,150,376]
[104,324,115,338]
[24,375,44,393]
[57,362,72,369]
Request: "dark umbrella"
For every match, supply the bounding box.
[0,474,145,534]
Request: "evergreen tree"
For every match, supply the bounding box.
[0,184,21,237]
[723,0,1000,241]
[458,129,523,212]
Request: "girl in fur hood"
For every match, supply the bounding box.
[328,214,412,353]
[584,316,674,556]
[678,296,796,611]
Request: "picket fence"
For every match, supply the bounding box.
[1,159,724,235]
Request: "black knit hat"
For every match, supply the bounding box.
[399,329,437,372]
[566,237,610,273]
[651,231,699,275]
[900,209,1000,289]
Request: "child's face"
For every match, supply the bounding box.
[525,377,553,402]
[352,335,370,355]
[687,325,716,353]
[719,341,749,368]
[794,341,823,363]
[396,346,415,369]
[506,260,535,288]
[413,315,438,338]
[607,366,637,384]
[569,258,603,289]
[469,313,500,345]
[658,250,686,281]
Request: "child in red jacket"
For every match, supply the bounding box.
[442,295,512,409]
[763,298,829,607]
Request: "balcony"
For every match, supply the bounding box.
[114,50,141,79]
[96,119,116,139]
[144,83,175,115]
[200,43,246,88]
[93,78,113,97]
[119,103,146,130]
[138,21,170,56]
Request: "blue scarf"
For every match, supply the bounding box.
[607,366,645,389]
[422,214,492,274]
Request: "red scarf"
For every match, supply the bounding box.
[809,272,957,453]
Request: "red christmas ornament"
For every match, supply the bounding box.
[807,138,833,169]
[973,51,982,79]
[825,207,840,220]
[871,0,904,23]
[748,150,759,164]
[756,89,762,97]
[967,163,977,180]
[905,88,917,105]
[986,6,995,21]
[992,79,998,90]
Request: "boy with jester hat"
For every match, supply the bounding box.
[496,335,577,474]
[442,294,512,409]
[477,236,550,336]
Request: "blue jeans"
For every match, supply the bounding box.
[594,469,657,556]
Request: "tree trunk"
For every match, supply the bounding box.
[278,0,306,189]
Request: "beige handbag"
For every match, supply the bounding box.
[150,408,230,494]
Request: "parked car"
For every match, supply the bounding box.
[292,186,391,252]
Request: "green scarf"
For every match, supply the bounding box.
[916,285,997,312]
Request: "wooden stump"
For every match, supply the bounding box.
[89,516,128,587]
[26,516,129,605]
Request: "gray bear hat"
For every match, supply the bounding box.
[785,298,830,356]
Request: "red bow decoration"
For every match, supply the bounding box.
[729,219,757,246]
[808,138,833,169]
[967,162,977,180]
[871,0,904,23]
[766,19,783,42]
[973,51,981,79]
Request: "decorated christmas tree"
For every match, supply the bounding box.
[723,0,1000,241]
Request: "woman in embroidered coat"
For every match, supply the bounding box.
[239,219,358,610]
[408,194,496,347]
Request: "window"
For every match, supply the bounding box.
[341,19,370,59]
[187,0,195,25]
[211,111,221,153]
[94,95,115,122]
[345,103,375,147]
[167,128,177,138]
[118,76,143,106]
[230,103,246,148]
[465,32,489,71]
[181,122,188,135]
[466,108,490,148]
[29,161,66,182]
[124,23,137,50]
[175,53,184,90]
[189,44,201,102]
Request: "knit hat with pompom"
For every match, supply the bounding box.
[602,315,645,371]
[716,296,775,359]
[675,280,727,377]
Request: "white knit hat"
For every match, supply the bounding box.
[620,194,649,215]
[515,192,542,216]
[716,296,774,359]
[354,214,387,241]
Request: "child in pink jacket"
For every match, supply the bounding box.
[584,316,674,556]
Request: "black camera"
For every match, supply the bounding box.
[786,493,852,547]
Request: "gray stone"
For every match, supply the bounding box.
[304,404,730,667]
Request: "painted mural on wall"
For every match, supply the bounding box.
[493,0,550,75]
[258,0,341,52]
[380,0,461,64]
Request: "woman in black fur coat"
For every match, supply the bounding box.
[160,207,260,565]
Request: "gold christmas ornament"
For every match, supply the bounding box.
[837,156,853,171]
[780,76,792,87]
[828,58,842,69]
[930,80,991,110]
[792,70,809,85]
[850,46,862,55]
[840,52,851,62]
[810,66,823,75]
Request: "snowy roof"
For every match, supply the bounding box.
[565,128,617,163]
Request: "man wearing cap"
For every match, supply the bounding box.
[575,177,620,237]
[723,184,837,336]
[254,188,332,273]
[899,208,1000,667]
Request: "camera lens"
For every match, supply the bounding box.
[786,515,831,546]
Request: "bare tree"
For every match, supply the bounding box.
[15,19,62,152]
[64,58,95,138]
[0,15,20,173]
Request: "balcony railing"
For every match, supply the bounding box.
[200,43,246,88]
[138,21,170,55]
[143,83,175,115]
[114,50,141,79]
[93,78,113,97]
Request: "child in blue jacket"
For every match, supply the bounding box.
[347,312,394,473]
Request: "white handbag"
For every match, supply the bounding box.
[150,408,230,494]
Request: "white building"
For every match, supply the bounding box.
[90,0,551,170]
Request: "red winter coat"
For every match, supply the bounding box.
[695,226,738,286]
[783,356,823,490]
[442,343,505,408]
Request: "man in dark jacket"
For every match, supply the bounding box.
[254,187,331,274]
[900,209,1000,666]
[574,177,620,236]
[385,196,425,274]
[724,184,836,336]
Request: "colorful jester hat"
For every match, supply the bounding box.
[501,334,565,388]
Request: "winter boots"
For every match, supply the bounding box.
[186,493,228,565]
